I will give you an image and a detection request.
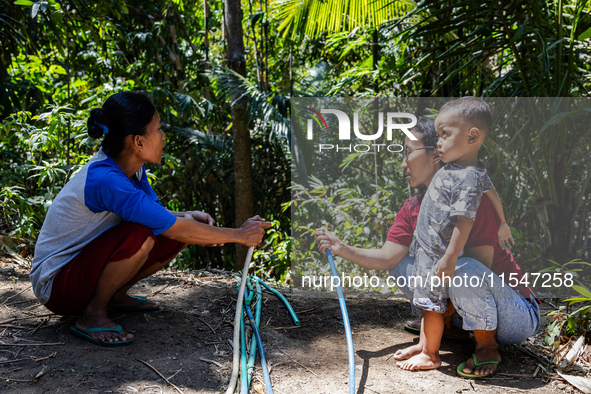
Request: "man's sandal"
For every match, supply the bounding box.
[456,353,501,378]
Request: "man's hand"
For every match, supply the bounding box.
[497,222,514,250]
[238,215,272,247]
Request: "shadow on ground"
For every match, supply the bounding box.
[0,267,563,393]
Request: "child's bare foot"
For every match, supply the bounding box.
[396,352,441,371]
[394,343,422,360]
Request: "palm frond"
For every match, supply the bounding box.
[168,124,233,154]
[271,0,415,39]
[209,66,290,143]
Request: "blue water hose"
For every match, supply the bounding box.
[326,249,355,394]
[226,247,254,394]
[252,276,300,326]
[239,309,248,394]
[244,287,274,394]
[247,278,262,387]
[236,276,300,393]
[238,278,259,393]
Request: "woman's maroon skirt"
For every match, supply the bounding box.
[44,222,184,315]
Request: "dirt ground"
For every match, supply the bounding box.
[0,262,580,394]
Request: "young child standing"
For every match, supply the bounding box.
[397,97,508,371]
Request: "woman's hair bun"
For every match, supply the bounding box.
[87,108,110,139]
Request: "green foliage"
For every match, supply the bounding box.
[0,82,127,237]
[273,0,414,39]
[1,0,292,281]
[252,218,292,283]
[2,0,591,290]
[545,270,591,347]
[292,152,409,291]
[284,0,591,271]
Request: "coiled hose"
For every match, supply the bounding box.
[244,289,273,394]
[225,246,254,394]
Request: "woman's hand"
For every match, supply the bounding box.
[314,227,344,256]
[238,215,272,247]
[185,210,216,226]
[497,222,515,250]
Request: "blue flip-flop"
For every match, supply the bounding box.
[111,295,160,312]
[69,324,133,347]
[457,353,501,378]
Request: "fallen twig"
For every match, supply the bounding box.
[297,306,339,315]
[198,318,217,334]
[32,365,46,383]
[24,303,44,311]
[4,246,32,268]
[295,306,321,315]
[0,286,32,306]
[166,369,183,381]
[35,351,57,362]
[0,341,64,347]
[0,313,56,325]
[260,317,272,330]
[0,324,28,329]
[150,283,170,296]
[29,317,51,335]
[199,357,224,368]
[135,358,183,394]
[212,320,225,332]
[4,299,36,307]
[511,343,549,364]
[262,325,301,331]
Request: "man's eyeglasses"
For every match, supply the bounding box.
[403,146,436,159]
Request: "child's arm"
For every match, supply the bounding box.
[484,188,515,250]
[435,216,474,280]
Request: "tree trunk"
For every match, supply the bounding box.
[224,0,253,266]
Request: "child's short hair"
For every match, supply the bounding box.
[439,97,492,136]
